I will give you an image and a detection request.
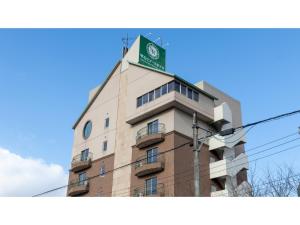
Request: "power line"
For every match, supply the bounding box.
[32,141,192,197]
[82,143,300,197]
[246,132,298,152]
[32,109,300,197]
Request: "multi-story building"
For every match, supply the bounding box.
[67,35,251,197]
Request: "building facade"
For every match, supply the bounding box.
[67,35,251,197]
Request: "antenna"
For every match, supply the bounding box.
[154,37,161,44]
[162,42,170,48]
[144,32,152,38]
[121,34,134,57]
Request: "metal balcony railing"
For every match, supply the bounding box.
[72,152,93,163]
[136,123,166,142]
[134,153,165,169]
[133,183,165,197]
[68,178,89,196]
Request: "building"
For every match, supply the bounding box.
[67,35,251,197]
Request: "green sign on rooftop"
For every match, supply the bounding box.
[139,35,166,71]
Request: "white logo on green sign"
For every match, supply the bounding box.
[146,43,160,60]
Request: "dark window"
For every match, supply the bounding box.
[78,172,87,185]
[137,96,142,107]
[80,149,89,161]
[175,81,180,92]
[147,120,159,135]
[83,121,92,140]
[147,148,158,164]
[168,81,175,92]
[102,141,108,151]
[100,165,105,177]
[142,93,149,104]
[145,177,157,196]
[188,88,193,99]
[181,84,187,96]
[155,87,161,98]
[161,84,168,95]
[149,90,154,102]
[104,117,109,128]
[193,91,199,102]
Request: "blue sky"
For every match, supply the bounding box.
[0,29,299,181]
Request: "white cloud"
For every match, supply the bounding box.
[0,147,68,197]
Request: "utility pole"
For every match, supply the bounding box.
[193,112,200,197]
[298,183,300,197]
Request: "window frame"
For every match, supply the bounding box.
[145,177,157,196]
[155,87,161,99]
[104,117,110,128]
[149,90,155,102]
[188,88,193,99]
[137,96,143,107]
[161,84,168,95]
[78,172,87,185]
[147,120,159,135]
[83,121,92,140]
[80,149,89,161]
[102,140,108,151]
[147,147,158,164]
[100,165,106,177]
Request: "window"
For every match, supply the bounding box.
[102,141,108,151]
[181,84,187,96]
[145,177,157,196]
[168,81,174,92]
[104,117,110,128]
[137,96,142,107]
[174,81,180,92]
[161,84,168,95]
[83,121,92,140]
[80,149,89,161]
[188,88,193,99]
[193,91,199,102]
[100,165,105,177]
[147,148,158,164]
[147,120,159,135]
[149,90,154,102]
[78,172,87,185]
[142,93,149,104]
[155,87,161,99]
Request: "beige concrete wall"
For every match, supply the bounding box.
[174,109,211,140]
[126,64,174,119]
[111,63,175,196]
[71,64,121,163]
[195,81,243,128]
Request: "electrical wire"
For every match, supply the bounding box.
[32,109,300,197]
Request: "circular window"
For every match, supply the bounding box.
[83,121,92,140]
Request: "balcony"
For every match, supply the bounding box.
[133,183,165,197]
[213,103,232,129]
[68,180,89,197]
[134,154,165,177]
[211,189,231,197]
[208,129,246,151]
[209,153,249,179]
[136,123,165,149]
[71,153,93,173]
[126,91,214,125]
[211,181,252,197]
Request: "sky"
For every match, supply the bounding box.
[0,29,300,196]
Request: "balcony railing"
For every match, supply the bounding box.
[71,152,93,173]
[133,183,165,197]
[134,154,165,177]
[136,123,166,148]
[68,179,89,197]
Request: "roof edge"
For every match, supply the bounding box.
[128,61,217,100]
[72,60,121,130]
